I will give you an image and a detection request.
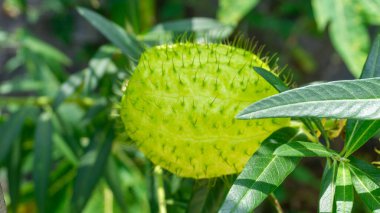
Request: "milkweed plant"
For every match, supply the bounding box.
[1,6,380,213]
[82,7,380,213]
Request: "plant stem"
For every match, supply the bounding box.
[269,193,283,213]
[154,166,167,213]
[0,183,5,213]
[104,186,113,213]
[312,119,331,148]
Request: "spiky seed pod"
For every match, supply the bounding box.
[120,42,289,179]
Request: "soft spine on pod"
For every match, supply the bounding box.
[120,42,289,179]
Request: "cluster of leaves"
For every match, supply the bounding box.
[0,20,149,213]
[222,35,380,212]
[0,3,234,212]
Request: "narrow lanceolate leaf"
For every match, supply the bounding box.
[329,0,369,78]
[335,163,354,213]
[217,0,260,25]
[344,120,380,157]
[319,161,337,213]
[360,34,380,79]
[220,127,305,212]
[349,164,380,212]
[237,78,380,120]
[34,112,53,213]
[104,157,128,212]
[77,7,144,61]
[22,34,71,66]
[252,67,326,137]
[7,138,21,212]
[253,67,288,92]
[71,126,114,212]
[188,179,228,213]
[344,34,380,157]
[0,109,30,163]
[83,45,118,95]
[349,157,380,184]
[274,141,336,157]
[53,71,84,109]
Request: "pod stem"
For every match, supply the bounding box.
[154,166,167,213]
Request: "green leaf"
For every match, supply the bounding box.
[21,33,70,65]
[335,162,354,213]
[354,0,380,25]
[220,127,305,212]
[83,45,118,95]
[34,112,53,213]
[188,179,228,213]
[0,30,7,45]
[329,0,369,78]
[344,120,380,157]
[360,34,380,79]
[237,78,380,120]
[344,34,380,157]
[0,77,41,94]
[252,67,326,138]
[77,7,144,61]
[144,18,232,42]
[71,126,114,212]
[311,0,334,31]
[4,53,23,72]
[253,67,288,92]
[26,62,61,97]
[47,162,75,213]
[274,141,336,157]
[6,137,21,213]
[217,0,260,25]
[312,0,370,78]
[0,109,28,163]
[349,157,380,184]
[350,164,380,212]
[53,71,84,109]
[104,156,128,212]
[312,0,371,77]
[53,133,78,166]
[319,160,337,213]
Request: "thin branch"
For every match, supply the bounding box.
[269,193,283,213]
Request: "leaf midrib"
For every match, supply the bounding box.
[242,99,380,118]
[276,146,332,156]
[229,155,278,212]
[340,164,349,212]
[228,132,301,212]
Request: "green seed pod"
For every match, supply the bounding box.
[120,42,289,178]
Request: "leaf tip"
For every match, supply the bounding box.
[235,110,252,120]
[76,6,86,15]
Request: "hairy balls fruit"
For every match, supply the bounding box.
[120,43,289,178]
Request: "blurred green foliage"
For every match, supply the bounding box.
[0,0,380,212]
